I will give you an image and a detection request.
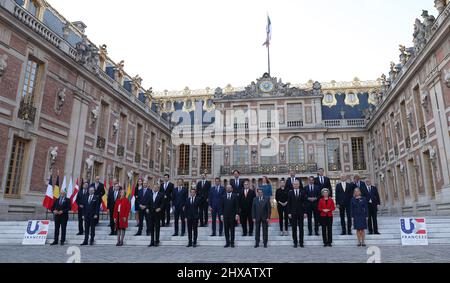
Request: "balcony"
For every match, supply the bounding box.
[328,163,342,172]
[220,163,318,176]
[135,153,141,164]
[96,136,106,150]
[419,125,427,140]
[324,119,366,128]
[405,136,411,149]
[178,168,190,176]
[17,100,37,123]
[116,145,125,157]
[233,123,249,130]
[287,121,304,128]
[200,167,212,175]
[353,162,367,171]
[260,122,276,129]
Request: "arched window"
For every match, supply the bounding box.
[233,139,249,165]
[288,137,305,164]
[260,138,277,164]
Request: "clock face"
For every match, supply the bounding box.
[259,80,274,92]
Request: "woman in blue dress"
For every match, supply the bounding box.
[259,176,273,199]
[351,188,368,247]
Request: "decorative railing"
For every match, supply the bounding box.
[233,123,249,130]
[260,122,276,129]
[200,167,212,175]
[419,125,427,140]
[328,163,341,172]
[116,145,124,157]
[220,163,318,175]
[178,168,190,176]
[17,100,36,123]
[353,162,367,171]
[324,119,366,128]
[287,121,304,128]
[96,136,106,150]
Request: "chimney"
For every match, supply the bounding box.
[71,21,87,33]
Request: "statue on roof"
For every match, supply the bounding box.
[75,35,99,67]
[421,10,436,39]
[413,18,427,52]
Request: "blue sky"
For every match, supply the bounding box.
[48,0,436,90]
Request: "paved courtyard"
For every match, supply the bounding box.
[0,244,449,263]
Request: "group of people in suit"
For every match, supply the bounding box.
[50,170,380,248]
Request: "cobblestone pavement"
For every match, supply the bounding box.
[0,245,449,263]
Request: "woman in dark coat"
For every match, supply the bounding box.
[275,180,289,236]
[134,178,143,227]
[351,188,368,247]
[114,188,131,246]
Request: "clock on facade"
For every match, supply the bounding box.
[259,80,274,92]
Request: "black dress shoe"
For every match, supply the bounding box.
[172,233,178,237]
[155,243,159,247]
[60,242,65,246]
[323,244,327,247]
[50,242,58,246]
[146,232,151,236]
[193,244,197,248]
[375,232,381,235]
[348,232,353,235]
[341,232,346,235]
[300,244,304,248]
[80,242,88,246]
[224,244,230,248]
[148,243,155,247]
[186,243,193,247]
[210,234,216,237]
[109,232,114,236]
[308,233,312,236]
[181,233,185,237]
[293,244,298,248]
[219,233,223,237]
[242,233,247,237]
[77,232,83,236]
[116,242,120,246]
[135,232,142,236]
[249,233,253,237]
[254,244,259,248]
[231,244,235,248]
[264,244,268,248]
[89,241,94,246]
[328,244,333,247]
[315,233,320,236]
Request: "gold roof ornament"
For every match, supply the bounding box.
[344,92,360,107]
[322,92,338,108]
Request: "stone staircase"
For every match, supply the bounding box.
[0,217,449,247]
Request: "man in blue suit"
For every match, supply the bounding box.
[81,186,100,246]
[172,178,188,237]
[209,177,225,237]
[335,174,355,235]
[364,179,381,235]
[135,180,152,236]
[304,176,322,236]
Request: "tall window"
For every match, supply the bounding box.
[114,167,122,183]
[260,104,275,128]
[161,139,166,170]
[21,58,41,104]
[178,144,190,173]
[260,138,277,164]
[287,103,303,127]
[136,124,143,156]
[119,114,127,145]
[351,137,366,170]
[288,137,305,164]
[233,139,249,165]
[149,132,155,161]
[93,162,102,182]
[200,143,212,173]
[327,138,341,171]
[27,0,44,20]
[98,102,109,138]
[5,137,28,196]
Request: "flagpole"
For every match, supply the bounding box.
[267,44,271,76]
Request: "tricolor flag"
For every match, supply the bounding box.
[60,176,67,196]
[53,175,60,200]
[71,178,79,212]
[67,177,73,199]
[130,181,136,214]
[126,180,132,199]
[263,15,272,47]
[42,176,54,210]
[101,178,108,211]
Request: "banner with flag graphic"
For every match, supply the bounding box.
[53,175,60,200]
[42,176,54,210]
[263,15,272,47]
[71,178,79,212]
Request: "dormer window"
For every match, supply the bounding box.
[24,0,45,21]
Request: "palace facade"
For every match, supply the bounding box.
[0,0,449,220]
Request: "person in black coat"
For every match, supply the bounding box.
[304,176,322,236]
[220,185,240,248]
[135,181,152,236]
[75,181,89,235]
[252,188,271,248]
[364,179,381,235]
[286,170,303,191]
[172,179,188,236]
[239,180,256,237]
[229,170,245,195]
[353,174,367,193]
[107,180,120,235]
[50,190,71,246]
[184,188,202,247]
[196,174,211,227]
[288,180,307,248]
[160,174,174,227]
[335,175,355,235]
[91,176,105,225]
[148,184,165,247]
[275,180,289,236]
[209,178,225,237]
[315,168,333,198]
[81,186,100,246]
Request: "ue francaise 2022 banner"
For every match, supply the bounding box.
[400,218,429,246]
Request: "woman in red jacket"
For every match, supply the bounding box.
[113,188,131,246]
[318,189,336,247]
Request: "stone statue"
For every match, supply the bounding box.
[85,155,95,177]
[421,10,436,39]
[312,81,322,96]
[75,35,99,66]
[127,170,134,180]
[49,146,58,170]
[444,69,450,88]
[113,119,119,136]
[55,88,66,114]
[389,62,398,80]
[0,54,7,77]
[420,90,429,113]
[91,105,100,125]
[413,18,427,52]
[435,0,447,14]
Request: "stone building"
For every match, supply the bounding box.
[0,0,449,220]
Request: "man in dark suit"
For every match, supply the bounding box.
[148,184,165,247]
[160,174,174,227]
[81,186,100,246]
[50,190,71,246]
[209,177,225,237]
[305,176,321,236]
[229,170,245,195]
[288,180,307,248]
[286,170,303,191]
[220,185,240,248]
[75,181,89,235]
[196,173,211,227]
[184,188,201,247]
[252,188,271,248]
[239,180,256,237]
[335,175,355,235]
[364,179,381,235]
[315,168,333,198]
[353,174,367,192]
[107,179,120,235]
[172,179,188,236]
[135,180,152,236]
[91,176,105,225]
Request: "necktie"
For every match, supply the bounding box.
[228,194,231,200]
[260,197,263,202]
[295,190,298,197]
[245,189,248,198]
[310,185,313,193]
[217,186,219,193]
[321,177,324,185]
[89,195,92,204]
[236,179,239,187]
[59,198,63,206]
[202,181,205,187]
[191,197,194,205]
[114,191,118,200]
[292,178,295,184]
